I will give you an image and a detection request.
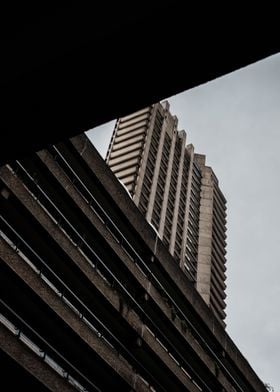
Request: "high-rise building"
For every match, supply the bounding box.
[106,101,227,324]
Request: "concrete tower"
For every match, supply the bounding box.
[106,101,227,324]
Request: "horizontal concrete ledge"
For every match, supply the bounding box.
[0,238,149,392]
[0,164,231,391]
[70,134,266,391]
[0,323,76,392]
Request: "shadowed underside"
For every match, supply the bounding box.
[0,2,279,165]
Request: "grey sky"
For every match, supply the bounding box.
[87,52,280,390]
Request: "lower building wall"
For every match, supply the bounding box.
[0,135,266,392]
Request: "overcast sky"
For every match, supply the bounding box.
[87,52,280,390]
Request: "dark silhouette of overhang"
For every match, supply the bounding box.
[0,2,279,165]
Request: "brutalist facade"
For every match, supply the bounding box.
[106,101,227,325]
[0,134,266,391]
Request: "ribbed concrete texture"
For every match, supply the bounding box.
[0,134,266,391]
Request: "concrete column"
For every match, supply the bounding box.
[179,144,195,269]
[169,130,186,254]
[145,107,168,222]
[195,166,214,305]
[133,105,158,205]
[158,122,178,238]
[105,119,120,163]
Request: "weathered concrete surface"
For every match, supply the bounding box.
[0,323,76,392]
